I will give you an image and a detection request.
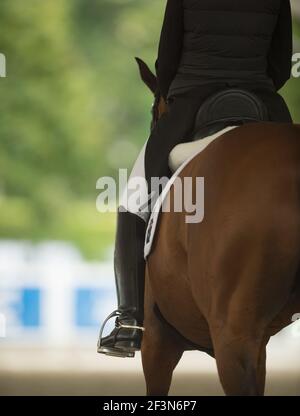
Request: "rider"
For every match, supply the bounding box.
[98,0,293,357]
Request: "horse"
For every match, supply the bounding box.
[135,58,300,396]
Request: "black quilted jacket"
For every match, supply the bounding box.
[155,0,293,100]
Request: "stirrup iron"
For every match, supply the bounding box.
[97,310,131,357]
[97,310,144,358]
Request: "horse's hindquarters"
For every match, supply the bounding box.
[146,123,300,395]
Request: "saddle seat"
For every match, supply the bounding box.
[169,89,268,172]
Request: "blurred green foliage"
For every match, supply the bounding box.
[0,0,163,259]
[0,1,299,259]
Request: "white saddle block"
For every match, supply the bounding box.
[169,126,238,173]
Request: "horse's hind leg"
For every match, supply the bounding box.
[141,323,184,396]
[256,338,268,396]
[211,325,267,396]
[141,269,185,396]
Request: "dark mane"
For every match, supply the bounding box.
[150,88,161,132]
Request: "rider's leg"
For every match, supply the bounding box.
[97,144,149,357]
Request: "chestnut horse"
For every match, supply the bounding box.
[136,58,300,396]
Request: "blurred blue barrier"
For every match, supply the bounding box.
[20,289,41,328]
[75,288,115,328]
[0,241,117,345]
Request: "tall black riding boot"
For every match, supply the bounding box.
[97,209,147,357]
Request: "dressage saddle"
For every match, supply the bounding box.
[191,89,269,140]
[168,89,269,172]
